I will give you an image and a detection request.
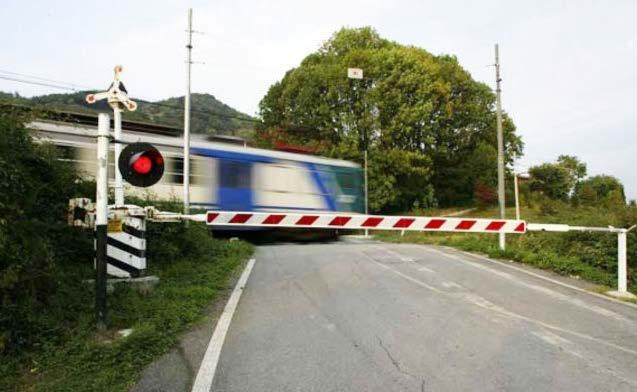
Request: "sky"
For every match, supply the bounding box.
[2,0,636,199]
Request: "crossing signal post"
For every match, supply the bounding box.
[86,65,163,327]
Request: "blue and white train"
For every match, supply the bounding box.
[28,114,364,215]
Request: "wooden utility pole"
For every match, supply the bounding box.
[495,44,506,250]
[184,8,193,217]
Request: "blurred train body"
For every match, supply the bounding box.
[27,115,364,222]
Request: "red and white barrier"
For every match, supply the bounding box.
[205,211,527,234]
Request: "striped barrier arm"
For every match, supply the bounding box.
[205,211,526,234]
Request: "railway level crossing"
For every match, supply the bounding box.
[79,67,635,330]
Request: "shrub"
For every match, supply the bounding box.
[0,110,92,353]
[473,182,497,207]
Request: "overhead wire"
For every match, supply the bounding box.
[0,75,83,92]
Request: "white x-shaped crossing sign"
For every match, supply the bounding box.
[86,65,137,111]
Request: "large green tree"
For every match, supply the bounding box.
[257,27,522,211]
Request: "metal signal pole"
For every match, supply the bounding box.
[495,44,506,251]
[95,113,110,329]
[183,8,193,217]
[113,107,124,206]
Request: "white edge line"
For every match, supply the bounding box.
[191,258,256,392]
[442,247,637,310]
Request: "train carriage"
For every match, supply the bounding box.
[27,114,364,217]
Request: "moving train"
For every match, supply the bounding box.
[28,112,364,216]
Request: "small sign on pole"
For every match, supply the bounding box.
[347,68,363,79]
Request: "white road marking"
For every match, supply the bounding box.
[532,330,583,359]
[368,258,443,293]
[418,266,435,273]
[532,330,637,386]
[191,258,256,392]
[368,254,637,358]
[458,291,637,357]
[426,247,630,322]
[373,245,415,262]
[441,281,462,289]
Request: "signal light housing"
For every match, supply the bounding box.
[118,142,164,187]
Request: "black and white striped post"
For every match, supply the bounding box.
[95,113,110,329]
[106,213,146,278]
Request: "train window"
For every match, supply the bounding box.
[338,172,355,189]
[172,157,184,184]
[220,160,251,188]
[55,145,75,161]
[190,159,203,185]
[170,157,199,185]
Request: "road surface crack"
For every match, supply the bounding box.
[377,336,416,379]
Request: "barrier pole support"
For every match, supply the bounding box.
[618,229,627,294]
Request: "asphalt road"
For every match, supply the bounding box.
[203,238,637,392]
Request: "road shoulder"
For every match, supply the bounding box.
[132,257,252,392]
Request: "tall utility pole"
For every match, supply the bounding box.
[495,44,506,251]
[183,8,193,217]
[347,68,368,237]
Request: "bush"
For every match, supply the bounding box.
[473,182,497,207]
[537,196,562,216]
[0,110,93,353]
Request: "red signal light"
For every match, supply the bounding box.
[118,143,164,188]
[132,155,152,174]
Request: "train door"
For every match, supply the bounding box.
[218,159,252,211]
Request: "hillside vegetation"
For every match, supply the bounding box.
[0,91,255,135]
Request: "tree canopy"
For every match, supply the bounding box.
[257,27,523,211]
[528,155,587,200]
[574,175,626,206]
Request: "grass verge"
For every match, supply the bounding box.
[1,223,253,392]
[374,205,637,295]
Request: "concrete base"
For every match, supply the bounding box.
[85,275,160,294]
[606,290,637,300]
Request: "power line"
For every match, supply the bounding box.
[0,69,92,90]
[0,71,259,124]
[0,75,83,92]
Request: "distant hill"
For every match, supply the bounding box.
[0,91,256,135]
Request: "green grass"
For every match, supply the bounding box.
[375,204,637,294]
[1,223,253,392]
